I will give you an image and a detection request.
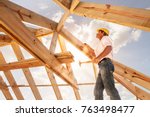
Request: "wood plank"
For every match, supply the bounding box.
[49,32,58,53]
[45,69,63,100]
[57,11,70,32]
[0,75,13,100]
[0,51,74,71]
[28,28,53,38]
[0,6,77,89]
[0,28,52,47]
[0,35,13,46]
[53,0,72,11]
[56,0,79,32]
[114,60,150,82]
[70,0,80,12]
[45,31,63,100]
[5,82,96,87]
[114,60,150,90]
[73,2,150,31]
[0,0,57,31]
[114,73,150,100]
[11,43,42,100]
[0,35,12,43]
[0,52,24,100]
[58,35,81,100]
[60,28,95,59]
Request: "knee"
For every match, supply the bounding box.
[94,87,103,97]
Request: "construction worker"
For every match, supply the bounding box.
[92,28,121,100]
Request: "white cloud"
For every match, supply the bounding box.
[146,7,150,10]
[51,11,75,23]
[51,11,64,22]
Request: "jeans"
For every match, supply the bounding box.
[94,58,121,100]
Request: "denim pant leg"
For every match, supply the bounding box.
[94,71,104,100]
[100,60,121,100]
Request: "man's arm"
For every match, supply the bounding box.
[93,46,112,63]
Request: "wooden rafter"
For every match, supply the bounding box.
[11,43,42,100]
[60,28,95,59]
[0,27,52,47]
[0,0,57,31]
[0,0,149,100]
[28,28,53,38]
[114,73,150,100]
[114,60,150,90]
[0,5,77,88]
[45,32,63,100]
[70,0,80,12]
[56,0,80,32]
[0,35,13,46]
[54,0,150,31]
[57,11,70,32]
[0,52,24,99]
[0,75,13,100]
[0,35,12,43]
[58,35,81,100]
[53,0,72,11]
[56,1,81,99]
[73,2,150,31]
[1,82,96,88]
[0,51,74,71]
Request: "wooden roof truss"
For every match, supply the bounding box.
[0,0,150,100]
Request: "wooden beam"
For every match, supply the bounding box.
[0,28,52,47]
[49,32,58,53]
[114,60,150,90]
[60,28,95,59]
[28,28,53,38]
[45,31,63,100]
[0,35,13,46]
[56,0,79,32]
[5,82,96,88]
[0,52,24,100]
[0,35,12,43]
[58,35,81,100]
[114,60,150,82]
[0,51,74,71]
[57,11,70,32]
[11,43,42,100]
[0,75,13,100]
[53,0,72,11]
[70,0,80,12]
[0,6,77,88]
[114,73,150,100]
[0,0,57,31]
[73,2,150,31]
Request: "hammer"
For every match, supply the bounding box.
[79,60,92,66]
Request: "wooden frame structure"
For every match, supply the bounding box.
[0,0,150,100]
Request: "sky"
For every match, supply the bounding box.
[0,0,150,100]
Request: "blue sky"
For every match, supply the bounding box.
[0,0,149,100]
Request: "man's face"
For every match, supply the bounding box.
[96,30,104,40]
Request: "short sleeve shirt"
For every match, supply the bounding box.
[93,36,113,61]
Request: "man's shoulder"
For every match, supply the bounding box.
[102,36,112,42]
[102,36,111,40]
